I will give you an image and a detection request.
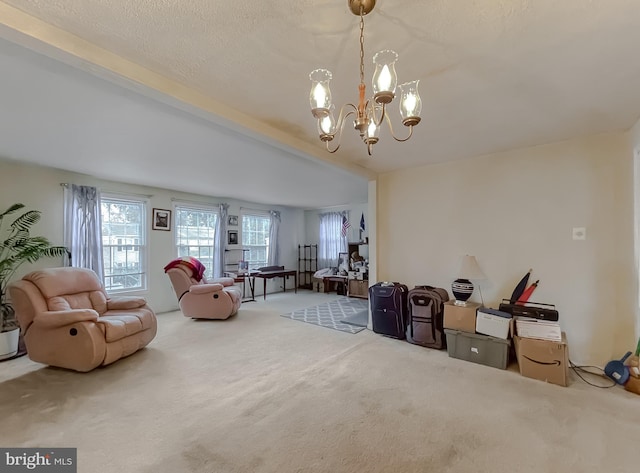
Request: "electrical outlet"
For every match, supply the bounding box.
[572,227,586,240]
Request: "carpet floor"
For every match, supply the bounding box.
[339,308,370,327]
[0,290,638,473]
[281,296,369,333]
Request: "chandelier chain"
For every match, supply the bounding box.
[359,5,365,85]
[308,1,421,155]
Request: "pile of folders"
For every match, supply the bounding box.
[499,300,561,342]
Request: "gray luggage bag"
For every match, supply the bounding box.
[406,285,450,349]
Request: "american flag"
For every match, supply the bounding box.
[341,214,351,237]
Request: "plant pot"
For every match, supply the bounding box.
[0,328,19,360]
[16,332,27,357]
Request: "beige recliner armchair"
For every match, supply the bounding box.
[8,267,157,372]
[164,258,242,319]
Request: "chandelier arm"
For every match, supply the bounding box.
[326,140,341,154]
[326,105,358,153]
[384,112,414,142]
[370,101,386,127]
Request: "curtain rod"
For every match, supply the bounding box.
[240,206,270,214]
[172,197,223,206]
[103,190,153,198]
[60,183,153,198]
[312,204,354,210]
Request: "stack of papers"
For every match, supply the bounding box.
[515,318,562,342]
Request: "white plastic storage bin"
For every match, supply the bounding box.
[475,308,512,339]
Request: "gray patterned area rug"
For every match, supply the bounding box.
[281,297,369,334]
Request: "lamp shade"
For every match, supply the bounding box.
[309,69,333,117]
[457,255,486,280]
[372,50,398,103]
[366,118,379,139]
[318,107,337,136]
[399,80,421,121]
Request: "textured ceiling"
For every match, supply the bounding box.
[1,0,640,203]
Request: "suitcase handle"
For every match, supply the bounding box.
[410,295,430,306]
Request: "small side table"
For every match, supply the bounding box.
[322,276,348,295]
[347,279,369,299]
[226,272,257,302]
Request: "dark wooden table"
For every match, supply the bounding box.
[254,269,297,300]
[322,275,348,295]
[229,273,257,302]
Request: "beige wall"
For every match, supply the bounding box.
[378,132,635,366]
[631,117,640,342]
[0,159,304,313]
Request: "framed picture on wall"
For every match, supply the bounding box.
[228,215,238,226]
[228,230,238,245]
[338,252,350,273]
[152,208,171,231]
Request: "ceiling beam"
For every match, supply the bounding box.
[0,1,377,181]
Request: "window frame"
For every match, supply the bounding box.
[100,194,148,295]
[173,202,220,280]
[241,210,271,270]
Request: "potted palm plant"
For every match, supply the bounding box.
[0,203,68,360]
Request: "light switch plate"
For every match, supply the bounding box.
[572,227,586,240]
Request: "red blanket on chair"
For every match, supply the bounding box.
[163,257,206,282]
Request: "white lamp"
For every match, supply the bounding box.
[452,255,486,306]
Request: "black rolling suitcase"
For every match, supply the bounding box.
[406,285,450,349]
[369,282,409,339]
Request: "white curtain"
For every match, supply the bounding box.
[63,184,104,281]
[213,203,228,278]
[267,210,281,266]
[318,212,347,269]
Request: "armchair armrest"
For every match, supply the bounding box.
[32,309,99,328]
[207,277,234,287]
[190,283,224,294]
[107,296,147,310]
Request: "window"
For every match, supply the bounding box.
[319,212,347,269]
[174,205,219,280]
[242,212,270,270]
[101,196,147,292]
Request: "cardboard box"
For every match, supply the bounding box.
[443,301,481,333]
[625,354,639,378]
[444,329,511,370]
[476,308,512,339]
[625,376,640,395]
[514,332,569,387]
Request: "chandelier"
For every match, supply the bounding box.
[309,0,421,156]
